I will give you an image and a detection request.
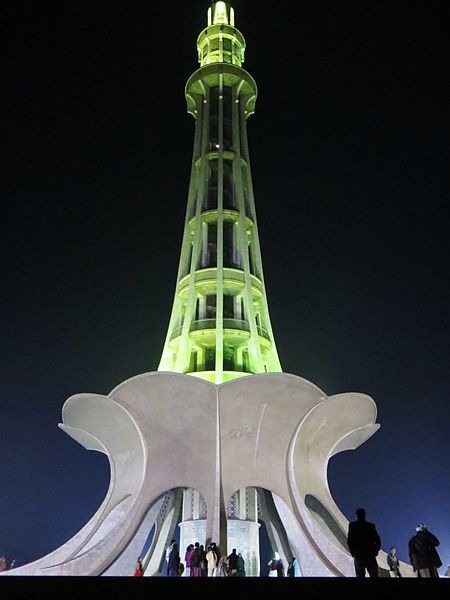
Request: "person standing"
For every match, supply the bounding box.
[276,555,285,577]
[387,546,402,577]
[287,556,301,577]
[236,552,246,577]
[268,552,284,577]
[214,556,229,577]
[190,542,201,577]
[227,548,239,576]
[184,544,193,577]
[165,539,176,576]
[346,508,381,578]
[210,542,221,563]
[133,556,144,577]
[167,542,180,577]
[198,544,207,577]
[408,523,442,578]
[206,544,218,576]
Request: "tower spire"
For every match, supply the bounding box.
[158,0,281,384]
[209,0,234,26]
[200,1,243,67]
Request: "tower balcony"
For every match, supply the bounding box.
[168,318,270,343]
[197,23,246,68]
[185,63,257,118]
[177,268,264,301]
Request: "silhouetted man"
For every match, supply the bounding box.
[347,508,381,578]
[408,523,442,577]
[227,548,239,576]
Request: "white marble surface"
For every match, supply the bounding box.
[0,371,414,577]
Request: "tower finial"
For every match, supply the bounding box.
[208,1,234,27]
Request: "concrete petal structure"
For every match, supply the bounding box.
[2,371,414,576]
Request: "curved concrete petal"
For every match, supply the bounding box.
[219,372,326,502]
[287,392,379,575]
[3,373,220,575]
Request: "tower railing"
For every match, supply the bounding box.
[169,318,270,342]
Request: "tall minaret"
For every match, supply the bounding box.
[158,0,282,384]
[156,1,287,572]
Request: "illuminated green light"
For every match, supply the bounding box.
[208,1,235,27]
[213,2,228,24]
[158,1,282,381]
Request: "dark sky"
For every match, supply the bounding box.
[2,1,449,574]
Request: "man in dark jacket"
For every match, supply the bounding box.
[347,508,381,578]
[227,548,239,576]
[408,523,442,577]
[167,542,180,577]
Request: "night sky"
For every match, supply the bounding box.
[2,1,449,574]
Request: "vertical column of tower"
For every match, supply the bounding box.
[158,0,282,385]
[157,1,283,573]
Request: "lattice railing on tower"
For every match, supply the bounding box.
[157,490,175,522]
[226,493,238,518]
[200,497,207,519]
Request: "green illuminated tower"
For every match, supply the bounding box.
[0,1,386,580]
[158,0,282,384]
[157,1,286,571]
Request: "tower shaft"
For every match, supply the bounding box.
[158,1,281,384]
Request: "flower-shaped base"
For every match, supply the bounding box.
[2,371,412,576]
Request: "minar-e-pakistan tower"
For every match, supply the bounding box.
[1,1,414,578]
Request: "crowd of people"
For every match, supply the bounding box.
[170,513,444,580]
[132,512,445,579]
[3,515,447,580]
[162,540,246,577]
[346,507,444,578]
